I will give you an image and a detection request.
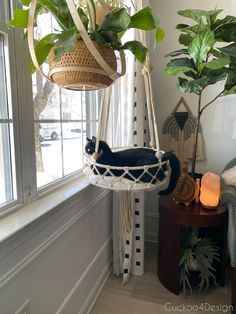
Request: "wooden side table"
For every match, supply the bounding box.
[157,195,228,295]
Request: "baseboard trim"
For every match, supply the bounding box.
[56,235,112,314]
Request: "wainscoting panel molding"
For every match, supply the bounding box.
[0,186,112,314]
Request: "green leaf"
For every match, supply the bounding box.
[207,10,223,25]
[165,66,196,76]
[201,56,230,70]
[177,77,209,93]
[121,40,148,64]
[165,49,189,58]
[188,30,215,69]
[37,0,70,31]
[210,48,228,59]
[77,7,89,30]
[176,24,189,30]
[224,56,236,92]
[177,24,207,36]
[9,9,29,28]
[30,33,57,73]
[224,85,236,95]
[166,57,195,69]
[179,34,192,46]
[215,23,236,42]
[54,29,77,62]
[156,27,165,43]
[219,43,236,57]
[101,8,130,33]
[202,68,226,84]
[178,9,203,23]
[212,15,236,31]
[19,0,31,6]
[90,31,107,45]
[129,7,156,31]
[178,9,223,24]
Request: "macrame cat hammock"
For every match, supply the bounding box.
[83,50,171,192]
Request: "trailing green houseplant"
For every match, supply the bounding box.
[9,0,164,72]
[180,227,220,294]
[165,9,236,177]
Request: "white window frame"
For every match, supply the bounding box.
[0,0,101,216]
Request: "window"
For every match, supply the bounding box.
[32,13,100,189]
[0,0,134,215]
[0,34,17,207]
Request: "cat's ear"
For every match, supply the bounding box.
[92,136,96,143]
[86,137,92,142]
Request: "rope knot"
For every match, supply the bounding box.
[142,64,153,76]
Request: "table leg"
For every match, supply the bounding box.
[157,213,181,295]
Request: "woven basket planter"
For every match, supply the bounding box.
[48,41,117,91]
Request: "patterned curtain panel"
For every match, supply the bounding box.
[112,0,150,283]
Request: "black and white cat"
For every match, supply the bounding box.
[85,137,180,195]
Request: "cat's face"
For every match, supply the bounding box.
[85,137,96,155]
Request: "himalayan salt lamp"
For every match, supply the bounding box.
[200,172,220,209]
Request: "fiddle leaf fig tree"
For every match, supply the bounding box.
[165,9,236,176]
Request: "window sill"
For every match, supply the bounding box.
[0,175,91,244]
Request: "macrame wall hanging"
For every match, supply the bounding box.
[162,97,205,165]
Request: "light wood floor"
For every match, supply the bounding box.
[91,243,231,314]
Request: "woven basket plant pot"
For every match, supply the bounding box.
[48,41,117,91]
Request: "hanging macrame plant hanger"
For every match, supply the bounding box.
[28,0,126,90]
[28,0,171,192]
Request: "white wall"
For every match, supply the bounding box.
[0,186,112,314]
[150,0,236,174]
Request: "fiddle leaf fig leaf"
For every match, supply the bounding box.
[177,77,209,93]
[121,40,148,64]
[165,49,189,57]
[9,9,29,28]
[166,57,196,76]
[129,7,156,30]
[202,68,226,84]
[215,23,236,42]
[219,43,236,57]
[201,56,230,70]
[212,15,236,31]
[179,34,193,46]
[178,9,203,23]
[101,8,130,32]
[165,66,196,76]
[188,30,215,69]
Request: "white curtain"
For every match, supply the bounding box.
[112,0,150,283]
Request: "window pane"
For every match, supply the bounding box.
[0,36,10,119]
[36,123,63,188]
[62,122,84,175]
[33,13,100,189]
[0,35,16,207]
[61,89,84,120]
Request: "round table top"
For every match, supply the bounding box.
[159,195,228,228]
